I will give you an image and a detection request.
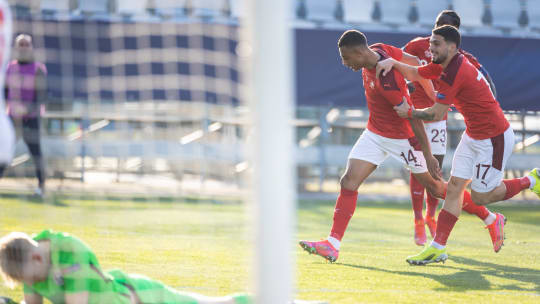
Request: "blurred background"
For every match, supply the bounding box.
[2,0,540,201]
[2,1,540,303]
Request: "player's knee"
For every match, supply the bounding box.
[447,177,460,188]
[340,173,360,191]
[446,177,464,195]
[470,191,491,205]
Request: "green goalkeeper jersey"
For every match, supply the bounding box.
[23,230,134,304]
[23,230,251,304]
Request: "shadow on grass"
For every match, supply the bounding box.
[339,255,540,292]
[450,255,540,292]
[0,192,68,207]
[338,262,490,291]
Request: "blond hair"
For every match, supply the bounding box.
[14,34,32,46]
[0,232,35,288]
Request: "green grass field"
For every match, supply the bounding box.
[1,194,540,303]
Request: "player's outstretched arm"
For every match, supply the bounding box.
[408,116,432,157]
[399,53,436,101]
[407,111,442,180]
[376,59,422,82]
[417,77,436,102]
[394,101,449,122]
[399,52,422,67]
[413,102,450,122]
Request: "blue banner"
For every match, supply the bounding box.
[295,28,540,111]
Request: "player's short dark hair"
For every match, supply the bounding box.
[435,10,460,29]
[432,25,461,48]
[338,30,368,48]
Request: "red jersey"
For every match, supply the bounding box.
[404,36,482,110]
[418,53,509,140]
[362,43,413,139]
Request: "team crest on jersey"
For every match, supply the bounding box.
[437,92,446,99]
[364,73,375,89]
[52,269,64,286]
[52,264,81,286]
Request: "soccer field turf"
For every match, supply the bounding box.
[1,195,539,303]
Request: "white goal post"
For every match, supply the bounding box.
[242,0,296,303]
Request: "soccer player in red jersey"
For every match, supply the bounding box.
[298,30,498,263]
[403,10,502,249]
[376,25,540,265]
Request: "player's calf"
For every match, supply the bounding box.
[414,219,427,246]
[425,216,437,238]
[470,187,505,205]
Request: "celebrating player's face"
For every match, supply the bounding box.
[339,46,366,72]
[429,34,449,64]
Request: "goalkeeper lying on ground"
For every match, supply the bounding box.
[0,230,250,304]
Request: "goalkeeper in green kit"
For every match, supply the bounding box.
[0,230,251,304]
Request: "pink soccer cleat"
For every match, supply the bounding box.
[299,239,339,263]
[486,213,506,253]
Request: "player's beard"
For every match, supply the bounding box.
[432,49,447,64]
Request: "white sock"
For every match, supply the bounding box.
[327,236,340,250]
[483,212,496,225]
[431,240,445,249]
[528,175,536,189]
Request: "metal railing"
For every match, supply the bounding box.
[6,104,540,194]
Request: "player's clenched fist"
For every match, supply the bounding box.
[393,100,410,118]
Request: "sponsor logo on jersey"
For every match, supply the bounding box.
[436,92,446,100]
